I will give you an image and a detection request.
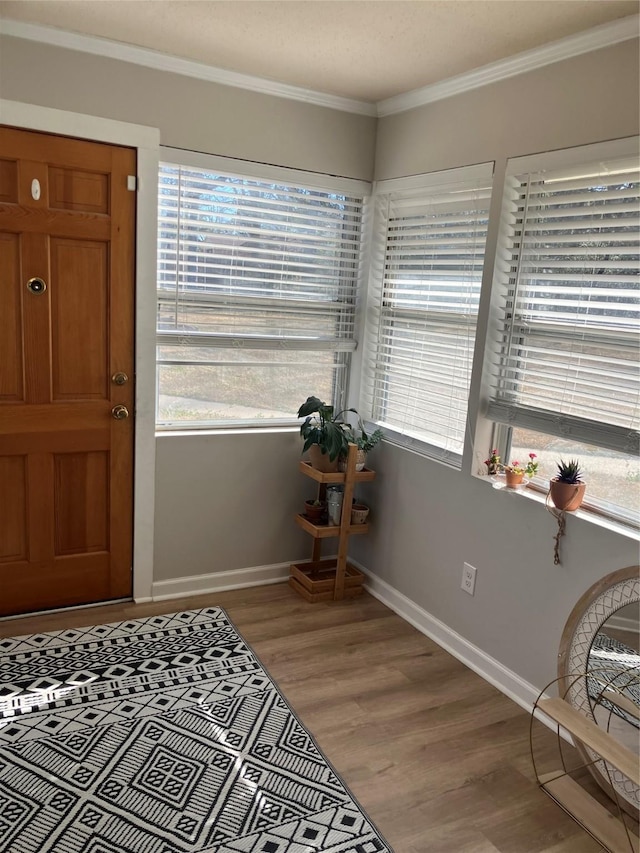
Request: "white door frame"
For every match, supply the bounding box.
[1,99,159,602]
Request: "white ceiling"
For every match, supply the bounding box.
[0,0,637,103]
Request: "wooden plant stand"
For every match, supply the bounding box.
[289,443,375,602]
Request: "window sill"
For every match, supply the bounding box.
[155,425,299,439]
[478,474,639,541]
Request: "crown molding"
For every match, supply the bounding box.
[377,14,640,117]
[1,14,637,120]
[0,18,377,117]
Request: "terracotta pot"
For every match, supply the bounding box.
[505,470,525,488]
[307,444,338,472]
[304,499,326,523]
[549,480,586,511]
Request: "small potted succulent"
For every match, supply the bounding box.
[549,459,586,511]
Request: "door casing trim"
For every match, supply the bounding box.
[0,99,159,603]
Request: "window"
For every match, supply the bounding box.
[156,150,368,427]
[509,429,639,524]
[361,164,493,465]
[487,137,639,523]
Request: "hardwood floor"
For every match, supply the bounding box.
[0,583,628,852]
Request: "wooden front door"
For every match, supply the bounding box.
[0,127,136,616]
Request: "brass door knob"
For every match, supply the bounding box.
[112,372,129,386]
[112,405,130,420]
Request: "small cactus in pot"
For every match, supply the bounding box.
[549,459,586,511]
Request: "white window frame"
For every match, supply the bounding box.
[156,148,370,430]
[360,162,494,467]
[483,136,639,527]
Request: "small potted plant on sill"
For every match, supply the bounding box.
[297,396,356,473]
[485,451,538,487]
[339,421,384,472]
[549,459,586,511]
[503,453,539,487]
[484,449,501,476]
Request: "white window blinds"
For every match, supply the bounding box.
[487,139,640,456]
[361,164,493,464]
[158,158,365,353]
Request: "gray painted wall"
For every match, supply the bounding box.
[351,444,638,691]
[614,601,640,624]
[154,430,311,581]
[0,36,377,179]
[374,40,639,180]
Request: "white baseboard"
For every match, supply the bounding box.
[350,559,552,719]
[151,562,290,601]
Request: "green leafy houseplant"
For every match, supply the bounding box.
[297,396,356,467]
[338,420,385,472]
[350,422,384,454]
[549,459,586,511]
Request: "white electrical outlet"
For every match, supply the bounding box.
[461,563,477,596]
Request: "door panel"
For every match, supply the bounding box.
[49,166,110,213]
[0,158,18,202]
[0,456,27,562]
[0,232,23,402]
[51,238,108,400]
[0,126,135,615]
[54,451,109,555]
[21,231,52,404]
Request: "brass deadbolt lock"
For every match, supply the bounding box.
[112,372,129,386]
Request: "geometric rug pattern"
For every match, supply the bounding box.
[588,631,640,729]
[0,607,392,853]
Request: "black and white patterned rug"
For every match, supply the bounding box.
[0,607,391,853]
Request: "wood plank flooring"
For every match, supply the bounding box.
[0,583,633,852]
